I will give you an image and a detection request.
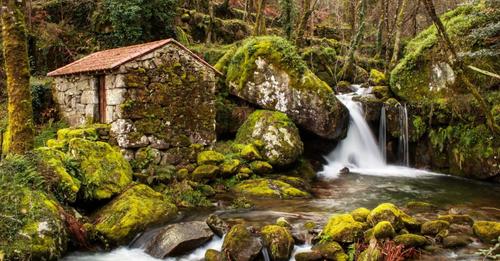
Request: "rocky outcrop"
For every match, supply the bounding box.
[235,110,303,167]
[233,178,310,199]
[260,225,294,261]
[145,221,214,258]
[216,36,349,140]
[94,184,177,245]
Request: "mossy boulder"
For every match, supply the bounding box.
[322,214,364,243]
[0,189,68,260]
[369,69,386,86]
[421,220,450,236]
[249,161,273,174]
[35,147,81,203]
[205,249,221,261]
[56,124,109,141]
[67,138,132,200]
[351,207,371,222]
[438,214,474,225]
[373,221,396,239]
[260,225,294,261]
[473,221,500,243]
[236,110,303,167]
[367,203,417,230]
[394,234,429,247]
[192,165,220,181]
[216,36,349,140]
[406,201,437,213]
[311,241,348,261]
[233,178,310,199]
[220,159,241,176]
[239,144,263,161]
[197,151,225,165]
[94,184,177,244]
[222,224,262,261]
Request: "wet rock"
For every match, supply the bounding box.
[367,203,418,230]
[373,221,396,239]
[406,201,437,213]
[335,81,354,94]
[473,221,500,243]
[220,159,241,176]
[221,224,262,261]
[216,36,349,140]
[206,214,230,237]
[351,207,371,222]
[145,221,214,258]
[261,225,294,261]
[442,235,472,248]
[249,160,273,174]
[94,184,177,245]
[192,165,220,181]
[322,214,364,243]
[205,249,222,261]
[438,214,474,226]
[421,220,450,236]
[339,167,350,175]
[394,234,429,247]
[311,241,349,260]
[236,110,304,167]
[233,178,310,199]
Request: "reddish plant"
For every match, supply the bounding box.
[59,207,91,250]
[381,241,420,261]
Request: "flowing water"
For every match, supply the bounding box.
[398,103,410,166]
[378,104,387,162]
[64,87,500,261]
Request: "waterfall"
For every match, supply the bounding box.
[397,103,410,166]
[378,105,387,162]
[320,86,386,177]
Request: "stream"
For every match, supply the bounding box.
[64,86,500,260]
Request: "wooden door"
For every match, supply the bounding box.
[98,75,106,123]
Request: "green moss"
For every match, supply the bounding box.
[163,180,212,208]
[233,178,310,199]
[438,214,474,225]
[394,234,429,247]
[421,220,450,236]
[367,203,405,229]
[405,201,437,213]
[240,144,263,161]
[322,214,364,243]
[68,138,132,200]
[473,221,500,243]
[220,159,241,176]
[192,165,220,181]
[94,184,177,244]
[249,161,273,174]
[57,124,109,141]
[373,221,396,239]
[260,225,294,261]
[369,69,386,85]
[311,241,348,261]
[351,208,371,222]
[132,147,161,171]
[197,150,225,165]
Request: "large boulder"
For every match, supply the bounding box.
[94,184,177,244]
[0,188,68,260]
[366,203,418,231]
[260,225,294,261]
[473,221,500,243]
[68,138,133,200]
[221,224,262,261]
[236,110,303,166]
[216,36,349,140]
[233,178,310,199]
[321,214,364,243]
[145,221,214,258]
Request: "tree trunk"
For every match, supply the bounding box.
[390,0,409,69]
[295,0,317,46]
[338,0,367,81]
[422,0,499,134]
[253,0,267,36]
[344,0,357,40]
[243,0,252,22]
[1,0,35,155]
[375,0,386,58]
[206,0,214,44]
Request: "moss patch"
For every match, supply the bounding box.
[322,214,364,243]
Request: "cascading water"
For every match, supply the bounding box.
[378,104,387,162]
[320,85,437,178]
[397,103,410,166]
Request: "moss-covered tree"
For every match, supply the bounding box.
[294,0,319,46]
[253,0,267,36]
[389,0,409,69]
[278,0,297,40]
[1,0,35,155]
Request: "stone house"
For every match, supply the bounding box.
[48,39,220,151]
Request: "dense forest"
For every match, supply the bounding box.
[0,0,499,260]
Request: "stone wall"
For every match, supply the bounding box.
[53,75,98,126]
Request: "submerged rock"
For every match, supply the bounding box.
[216,36,349,140]
[236,110,303,167]
[421,220,450,236]
[221,224,262,261]
[260,225,294,261]
[206,214,230,237]
[94,184,177,244]
[394,234,429,247]
[322,214,364,243]
[233,178,310,199]
[145,221,214,258]
[443,235,472,248]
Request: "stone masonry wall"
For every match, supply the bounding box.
[53,75,98,126]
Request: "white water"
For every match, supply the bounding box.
[397,103,410,166]
[320,86,438,179]
[64,236,224,261]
